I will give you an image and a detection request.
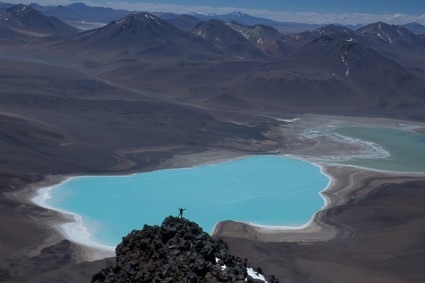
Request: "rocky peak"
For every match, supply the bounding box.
[106,12,180,40]
[228,22,284,40]
[7,4,33,15]
[5,4,43,22]
[227,21,295,57]
[288,25,358,48]
[357,22,421,47]
[192,19,231,38]
[92,216,278,282]
[191,19,266,59]
[116,13,163,26]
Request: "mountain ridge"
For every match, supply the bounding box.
[190,19,266,59]
[1,3,424,119]
[51,12,222,61]
[1,2,423,35]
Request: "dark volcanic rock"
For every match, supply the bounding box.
[92,216,276,283]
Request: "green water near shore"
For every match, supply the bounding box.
[336,127,425,172]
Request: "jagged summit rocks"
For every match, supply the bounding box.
[92,216,277,283]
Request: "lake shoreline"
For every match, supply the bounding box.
[21,158,423,262]
[15,153,425,263]
[213,164,425,242]
[27,153,331,259]
[5,114,425,265]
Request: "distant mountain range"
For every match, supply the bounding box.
[1,3,424,65]
[0,3,424,120]
[189,11,319,33]
[28,2,130,24]
[1,2,424,35]
[400,22,425,35]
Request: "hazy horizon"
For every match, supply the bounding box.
[2,0,425,25]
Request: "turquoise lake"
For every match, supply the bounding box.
[336,127,425,172]
[46,156,329,247]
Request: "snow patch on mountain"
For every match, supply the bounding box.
[247,267,268,282]
[377,23,393,44]
[341,54,350,77]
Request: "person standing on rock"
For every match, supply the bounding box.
[178,208,186,218]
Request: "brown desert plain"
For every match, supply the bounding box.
[0,4,425,282]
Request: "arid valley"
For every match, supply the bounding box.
[0,2,425,282]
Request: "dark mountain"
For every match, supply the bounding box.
[92,216,276,283]
[289,24,358,45]
[190,19,265,60]
[400,22,425,35]
[96,29,425,119]
[227,21,297,57]
[314,24,358,38]
[192,11,320,34]
[272,22,322,34]
[71,13,179,48]
[218,34,425,118]
[0,4,78,38]
[155,13,201,31]
[31,2,130,23]
[357,22,424,49]
[284,23,425,69]
[54,12,220,61]
[289,34,405,79]
[356,22,425,68]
